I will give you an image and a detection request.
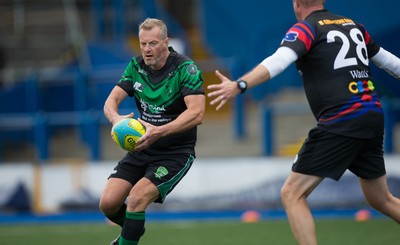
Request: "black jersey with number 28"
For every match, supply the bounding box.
[281,9,383,139]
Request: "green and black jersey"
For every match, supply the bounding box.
[117,47,204,155]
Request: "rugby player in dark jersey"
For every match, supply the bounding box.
[100,18,205,245]
[208,0,400,244]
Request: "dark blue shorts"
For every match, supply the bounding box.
[292,128,386,181]
[109,151,195,203]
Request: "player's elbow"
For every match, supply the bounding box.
[185,95,206,126]
[193,109,205,126]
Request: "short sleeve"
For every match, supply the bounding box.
[179,63,204,97]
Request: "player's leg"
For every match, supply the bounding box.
[282,128,355,245]
[359,175,400,223]
[281,172,323,245]
[127,177,160,211]
[101,155,148,244]
[99,177,132,226]
[351,135,400,223]
[118,177,159,245]
[118,153,195,244]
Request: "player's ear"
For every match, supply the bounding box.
[164,37,169,47]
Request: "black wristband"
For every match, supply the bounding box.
[236,79,248,94]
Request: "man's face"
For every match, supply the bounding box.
[139,27,169,70]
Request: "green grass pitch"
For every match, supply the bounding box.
[0,219,397,245]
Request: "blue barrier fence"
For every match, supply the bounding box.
[0,63,139,161]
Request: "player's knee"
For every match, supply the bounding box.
[126,188,159,211]
[280,185,293,207]
[98,199,111,214]
[99,195,119,215]
[365,194,390,212]
[126,194,148,210]
[280,183,303,207]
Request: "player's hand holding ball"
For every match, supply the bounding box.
[112,118,146,152]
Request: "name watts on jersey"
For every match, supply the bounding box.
[349,70,369,79]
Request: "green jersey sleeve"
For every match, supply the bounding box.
[179,62,204,97]
[117,61,135,97]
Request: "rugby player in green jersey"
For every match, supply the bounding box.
[100,18,205,245]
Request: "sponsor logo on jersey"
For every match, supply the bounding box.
[133,81,145,92]
[140,98,166,113]
[111,170,117,175]
[319,79,380,124]
[348,80,375,94]
[186,64,198,76]
[318,18,355,26]
[349,70,369,79]
[285,22,315,50]
[283,31,298,42]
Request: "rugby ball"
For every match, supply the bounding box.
[112,118,146,151]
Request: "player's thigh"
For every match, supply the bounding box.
[146,154,195,203]
[349,136,386,179]
[359,175,391,206]
[100,178,132,212]
[128,177,160,209]
[293,128,361,180]
[281,171,324,201]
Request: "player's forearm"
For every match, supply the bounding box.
[238,46,299,90]
[240,64,272,89]
[104,86,130,125]
[158,96,205,137]
[239,47,298,88]
[104,98,120,125]
[161,110,203,136]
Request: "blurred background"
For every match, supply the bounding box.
[0,0,399,223]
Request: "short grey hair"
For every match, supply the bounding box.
[138,18,168,40]
[298,0,325,7]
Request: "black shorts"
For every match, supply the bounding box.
[292,128,386,181]
[108,151,195,203]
